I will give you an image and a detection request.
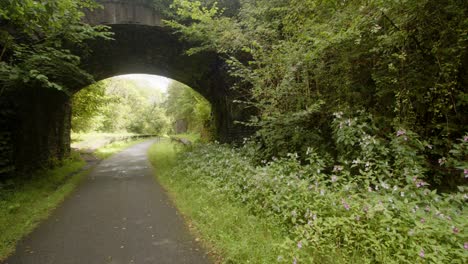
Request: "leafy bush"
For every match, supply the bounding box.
[167,0,468,189]
[169,114,467,263]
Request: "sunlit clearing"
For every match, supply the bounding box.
[113,74,171,93]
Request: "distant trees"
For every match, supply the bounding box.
[72,78,170,135]
[165,81,213,138]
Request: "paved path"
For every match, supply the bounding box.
[4,140,210,264]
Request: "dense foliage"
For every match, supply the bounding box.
[72,78,170,135]
[170,127,467,263]
[0,0,111,93]
[168,0,468,189]
[165,81,213,138]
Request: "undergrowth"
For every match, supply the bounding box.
[148,140,285,263]
[0,153,89,260]
[149,113,467,263]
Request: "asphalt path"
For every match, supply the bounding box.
[4,140,210,264]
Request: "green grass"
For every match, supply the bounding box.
[169,133,201,143]
[93,138,148,159]
[148,140,284,263]
[0,135,152,261]
[0,154,89,261]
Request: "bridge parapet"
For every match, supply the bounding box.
[84,0,163,26]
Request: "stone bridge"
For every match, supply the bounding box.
[1,0,251,175]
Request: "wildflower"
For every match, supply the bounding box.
[403,136,408,141]
[393,185,398,192]
[320,189,325,196]
[453,227,459,234]
[419,249,425,258]
[464,242,468,250]
[464,136,468,142]
[381,182,389,189]
[293,258,297,264]
[368,186,373,192]
[396,130,406,137]
[408,229,414,236]
[426,144,433,149]
[331,175,338,182]
[464,169,468,178]
[342,199,350,210]
[334,112,343,118]
[297,241,302,249]
[312,214,317,221]
[415,180,428,188]
[355,215,360,221]
[333,165,343,172]
[438,158,446,165]
[425,206,430,212]
[420,218,426,223]
[400,192,405,197]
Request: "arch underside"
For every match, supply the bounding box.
[81,24,247,142]
[0,2,253,175]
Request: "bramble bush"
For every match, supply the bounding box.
[170,113,467,263]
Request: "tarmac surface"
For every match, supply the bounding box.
[4,140,210,264]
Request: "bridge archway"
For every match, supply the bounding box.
[4,0,250,174]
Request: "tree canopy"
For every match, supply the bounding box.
[168,0,468,189]
[0,0,111,94]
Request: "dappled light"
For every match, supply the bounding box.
[71,74,213,153]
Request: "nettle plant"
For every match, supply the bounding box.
[171,113,467,263]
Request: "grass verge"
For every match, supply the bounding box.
[0,154,90,261]
[93,138,148,159]
[148,140,285,263]
[0,136,152,261]
[169,133,201,143]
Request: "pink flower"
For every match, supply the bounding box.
[415,180,428,188]
[420,218,426,223]
[464,136,468,142]
[396,130,406,137]
[464,169,468,178]
[464,242,468,250]
[297,241,302,249]
[419,249,425,258]
[342,199,350,210]
[453,227,459,234]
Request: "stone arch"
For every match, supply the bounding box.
[1,0,251,174]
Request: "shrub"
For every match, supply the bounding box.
[169,114,467,263]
